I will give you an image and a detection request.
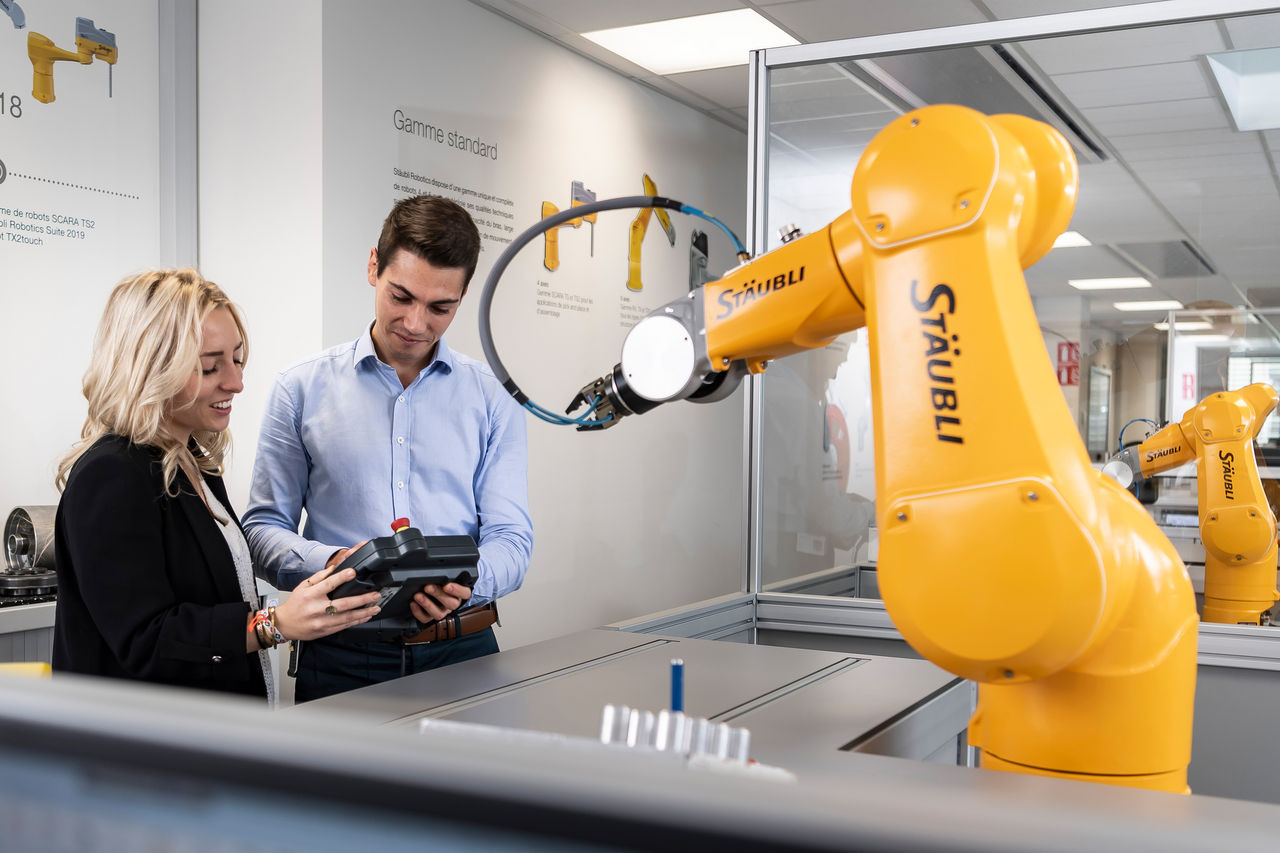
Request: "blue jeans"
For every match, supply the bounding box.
[293,627,499,703]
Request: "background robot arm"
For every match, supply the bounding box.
[1106,384,1280,624]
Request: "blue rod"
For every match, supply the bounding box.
[670,658,684,713]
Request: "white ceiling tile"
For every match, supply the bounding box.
[467,0,574,36]
[1206,247,1278,277]
[770,63,846,86]
[1086,97,1228,137]
[506,0,745,32]
[754,0,987,43]
[982,0,1168,16]
[666,66,751,109]
[1051,61,1211,109]
[1107,127,1248,151]
[1188,212,1280,247]
[1018,20,1225,75]
[1146,175,1280,201]
[1222,11,1280,50]
[1165,194,1280,218]
[1025,246,1148,286]
[1115,138,1261,163]
[1125,152,1272,182]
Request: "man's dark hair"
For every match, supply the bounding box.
[376,195,482,288]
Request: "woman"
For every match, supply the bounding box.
[52,269,380,703]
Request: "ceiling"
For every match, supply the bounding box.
[469,0,1280,339]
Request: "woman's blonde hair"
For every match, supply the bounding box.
[56,268,248,495]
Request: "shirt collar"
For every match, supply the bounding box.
[354,324,455,376]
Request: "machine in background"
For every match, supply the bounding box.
[2,506,57,607]
[1105,383,1280,625]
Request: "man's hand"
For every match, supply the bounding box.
[325,540,370,573]
[411,582,472,623]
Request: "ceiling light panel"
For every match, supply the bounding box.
[1069,277,1152,290]
[1053,231,1091,248]
[582,9,798,75]
[1206,46,1280,132]
[1114,300,1184,311]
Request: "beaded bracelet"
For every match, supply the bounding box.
[250,608,285,649]
[266,605,286,646]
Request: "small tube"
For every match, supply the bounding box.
[670,658,684,712]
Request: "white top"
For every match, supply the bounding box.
[201,477,275,707]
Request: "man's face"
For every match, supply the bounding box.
[368,247,467,373]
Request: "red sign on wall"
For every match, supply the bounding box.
[1057,341,1080,387]
[1182,373,1196,400]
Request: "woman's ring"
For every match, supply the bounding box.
[324,604,338,616]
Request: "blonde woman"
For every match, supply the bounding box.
[52,269,380,702]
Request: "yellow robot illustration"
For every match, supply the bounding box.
[626,174,676,292]
[540,181,597,272]
[487,105,1198,793]
[1106,383,1280,625]
[27,16,117,105]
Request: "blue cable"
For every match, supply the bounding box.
[523,396,612,428]
[678,203,747,256]
[1118,418,1159,450]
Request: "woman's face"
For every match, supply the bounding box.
[165,306,244,442]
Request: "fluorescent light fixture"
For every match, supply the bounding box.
[1184,334,1231,343]
[1153,321,1213,331]
[1053,231,1091,248]
[581,9,799,75]
[1206,47,1280,131]
[1068,277,1151,291]
[1114,300,1184,311]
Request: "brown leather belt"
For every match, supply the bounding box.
[400,602,498,645]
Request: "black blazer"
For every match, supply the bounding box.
[52,435,267,698]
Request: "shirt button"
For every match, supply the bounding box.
[397,436,405,444]
[397,481,405,489]
[398,395,405,403]
[212,655,223,663]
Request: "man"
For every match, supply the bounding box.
[243,195,533,702]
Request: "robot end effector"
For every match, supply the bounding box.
[564,291,753,430]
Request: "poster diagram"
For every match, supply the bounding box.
[0,0,160,514]
[626,173,674,292]
[539,180,596,272]
[27,15,117,104]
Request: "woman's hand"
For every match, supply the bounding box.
[272,564,381,642]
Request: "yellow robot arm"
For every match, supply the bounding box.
[28,18,116,105]
[27,32,82,104]
[569,104,1197,793]
[1113,384,1280,624]
[541,201,562,272]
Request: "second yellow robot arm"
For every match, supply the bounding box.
[1110,384,1280,623]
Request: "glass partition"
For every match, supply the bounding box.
[752,2,1280,624]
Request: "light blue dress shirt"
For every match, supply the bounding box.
[242,328,533,606]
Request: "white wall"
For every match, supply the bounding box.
[197,4,325,503]
[199,0,748,649]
